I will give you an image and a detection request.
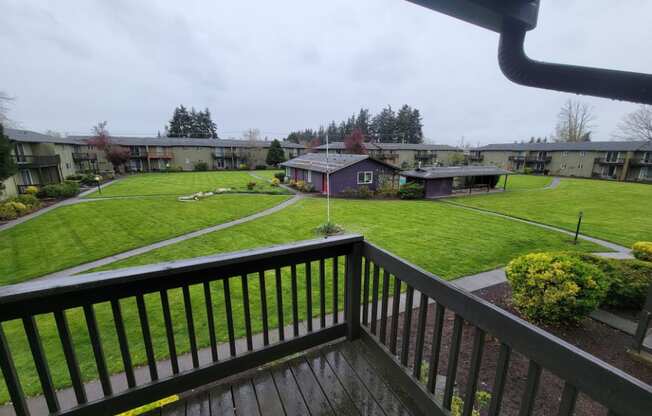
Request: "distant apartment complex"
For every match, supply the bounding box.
[470,141,652,183]
[1,128,305,199]
[314,142,462,168]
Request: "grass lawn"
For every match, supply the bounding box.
[85,171,290,198]
[502,174,553,190]
[453,178,652,247]
[0,198,603,402]
[0,194,290,285]
[249,169,284,181]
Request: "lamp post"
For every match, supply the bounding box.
[95,175,102,195]
[166,162,170,173]
[574,211,583,244]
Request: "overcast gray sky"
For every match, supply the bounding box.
[1,0,650,145]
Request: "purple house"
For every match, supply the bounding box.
[281,153,398,196]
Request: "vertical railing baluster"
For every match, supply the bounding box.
[182,286,199,368]
[427,303,445,394]
[84,304,113,396]
[259,271,270,346]
[379,270,390,343]
[305,262,313,333]
[319,259,326,328]
[160,289,179,374]
[443,314,463,410]
[291,264,300,337]
[275,268,285,341]
[557,383,578,416]
[389,277,402,355]
[519,360,542,416]
[0,324,29,416]
[203,282,219,362]
[412,293,429,380]
[136,295,159,381]
[488,343,511,416]
[332,257,339,324]
[23,316,60,412]
[361,258,371,325]
[223,278,237,357]
[110,299,136,388]
[400,285,415,366]
[370,263,380,334]
[462,327,486,416]
[345,242,363,340]
[54,309,87,404]
[241,274,253,351]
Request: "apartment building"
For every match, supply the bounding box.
[1,128,307,199]
[475,141,652,183]
[314,142,462,168]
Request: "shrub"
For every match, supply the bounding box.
[632,241,652,262]
[255,164,267,170]
[271,178,280,187]
[570,253,652,309]
[37,181,80,199]
[193,162,209,172]
[399,182,424,199]
[315,221,344,236]
[246,181,257,190]
[506,252,609,324]
[13,194,40,208]
[24,185,39,195]
[238,163,249,170]
[0,204,18,221]
[340,186,373,199]
[523,167,534,174]
[274,172,286,182]
[80,174,100,186]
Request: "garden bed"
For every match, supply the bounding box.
[393,282,651,416]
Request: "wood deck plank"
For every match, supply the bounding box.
[161,399,185,416]
[305,351,359,416]
[338,343,413,416]
[232,380,261,416]
[270,363,311,416]
[209,384,235,416]
[321,348,386,416]
[289,357,335,416]
[253,371,286,415]
[186,392,210,416]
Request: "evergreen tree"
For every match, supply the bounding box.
[0,123,17,187]
[167,106,185,137]
[326,121,338,140]
[408,108,423,143]
[355,108,371,138]
[265,139,286,166]
[396,105,412,143]
[371,105,396,143]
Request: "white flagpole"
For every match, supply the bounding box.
[326,133,331,223]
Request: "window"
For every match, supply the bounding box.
[579,151,586,157]
[578,162,583,169]
[562,151,568,157]
[307,170,312,182]
[561,163,567,170]
[640,167,650,179]
[357,171,373,184]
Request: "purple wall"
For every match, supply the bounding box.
[330,158,396,196]
[424,178,453,198]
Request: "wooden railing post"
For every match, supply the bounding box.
[345,241,363,340]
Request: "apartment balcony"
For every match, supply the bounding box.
[72,153,98,162]
[525,155,552,163]
[508,155,526,162]
[129,152,147,159]
[0,236,648,416]
[631,158,652,166]
[468,154,484,162]
[15,155,60,168]
[595,157,625,165]
[375,153,399,161]
[147,151,173,159]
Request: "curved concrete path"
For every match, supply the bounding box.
[544,176,562,189]
[38,194,303,279]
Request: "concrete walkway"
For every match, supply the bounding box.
[544,176,562,189]
[39,194,303,279]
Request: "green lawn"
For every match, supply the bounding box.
[0,198,603,403]
[454,178,652,247]
[85,171,290,198]
[249,169,284,181]
[502,174,553,190]
[0,194,290,284]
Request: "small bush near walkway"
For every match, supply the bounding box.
[399,182,424,199]
[37,181,80,199]
[0,194,41,221]
[632,241,652,262]
[274,172,286,182]
[506,252,609,325]
[194,162,209,172]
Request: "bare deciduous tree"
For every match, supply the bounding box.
[242,128,261,142]
[554,99,595,142]
[613,105,652,141]
[0,91,14,125]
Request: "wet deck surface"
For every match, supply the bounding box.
[154,340,416,416]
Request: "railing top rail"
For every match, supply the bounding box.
[361,240,652,416]
[0,234,363,314]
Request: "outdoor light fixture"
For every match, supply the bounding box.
[408,0,652,104]
[94,175,102,195]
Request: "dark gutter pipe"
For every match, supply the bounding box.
[498,20,652,105]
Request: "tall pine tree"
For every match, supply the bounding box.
[265,139,286,166]
[0,123,17,187]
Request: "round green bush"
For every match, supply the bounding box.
[632,241,652,262]
[506,252,609,324]
[398,182,424,199]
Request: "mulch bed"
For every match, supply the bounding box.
[389,283,651,416]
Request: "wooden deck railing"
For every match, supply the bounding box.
[0,236,650,415]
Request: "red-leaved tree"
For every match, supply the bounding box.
[86,121,130,173]
[344,128,367,154]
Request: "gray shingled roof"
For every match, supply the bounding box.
[315,142,460,151]
[281,153,394,174]
[477,141,652,152]
[5,128,80,145]
[401,166,509,179]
